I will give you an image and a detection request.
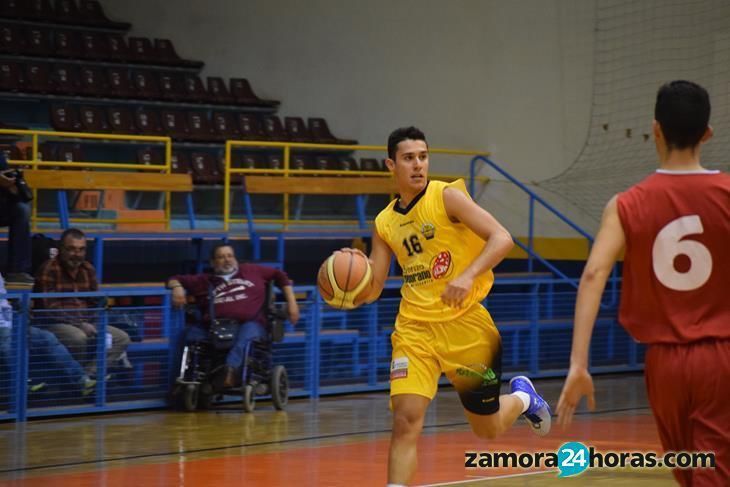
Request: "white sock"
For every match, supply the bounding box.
[512,391,530,413]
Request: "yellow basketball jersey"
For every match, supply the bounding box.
[374,179,494,321]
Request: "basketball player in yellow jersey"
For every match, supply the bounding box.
[342,127,551,486]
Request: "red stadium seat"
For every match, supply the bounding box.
[128,37,155,64]
[0,0,26,19]
[134,107,164,136]
[55,30,83,59]
[186,111,216,142]
[314,155,336,171]
[337,156,358,171]
[106,33,130,62]
[78,0,131,30]
[57,143,83,163]
[49,64,81,95]
[106,67,136,98]
[24,26,53,57]
[308,117,358,145]
[233,152,263,170]
[262,115,288,141]
[137,147,163,166]
[0,61,21,91]
[212,112,240,140]
[161,110,189,140]
[55,0,82,25]
[79,66,108,97]
[190,152,221,185]
[171,150,192,175]
[207,77,234,104]
[159,72,185,102]
[181,74,208,103]
[359,158,381,172]
[107,106,136,134]
[79,105,111,133]
[291,154,313,171]
[284,116,314,142]
[26,0,54,22]
[229,78,280,107]
[237,113,266,140]
[23,62,51,93]
[132,70,161,99]
[0,24,23,55]
[154,39,204,69]
[80,31,109,60]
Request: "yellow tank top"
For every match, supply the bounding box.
[374,179,494,321]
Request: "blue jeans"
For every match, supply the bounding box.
[184,321,266,369]
[0,326,86,383]
[0,192,31,274]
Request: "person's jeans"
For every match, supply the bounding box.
[0,191,31,274]
[0,326,86,383]
[183,321,266,369]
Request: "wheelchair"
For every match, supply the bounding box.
[171,282,289,412]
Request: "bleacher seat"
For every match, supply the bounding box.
[0,1,26,19]
[154,38,203,68]
[159,72,184,102]
[229,78,279,107]
[171,150,192,175]
[50,104,81,132]
[133,70,161,99]
[285,116,314,143]
[55,30,83,58]
[191,152,221,184]
[50,63,81,95]
[80,32,109,60]
[181,74,208,103]
[0,61,21,91]
[79,66,108,97]
[186,111,216,142]
[266,154,283,170]
[106,33,130,62]
[262,115,288,141]
[161,109,189,140]
[234,152,263,170]
[337,156,358,171]
[308,117,357,145]
[207,77,234,105]
[291,154,313,171]
[107,67,136,98]
[237,113,266,140]
[24,26,53,57]
[134,107,164,135]
[128,37,155,64]
[79,105,111,133]
[212,111,239,139]
[360,158,381,172]
[26,0,54,23]
[107,106,136,134]
[137,147,163,166]
[314,155,336,170]
[24,62,51,93]
[57,142,83,163]
[0,24,23,55]
[55,0,81,25]
[0,144,23,161]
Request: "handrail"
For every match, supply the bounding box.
[0,128,173,228]
[224,140,490,231]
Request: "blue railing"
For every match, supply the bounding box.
[0,279,641,422]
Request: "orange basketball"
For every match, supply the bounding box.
[317,251,373,310]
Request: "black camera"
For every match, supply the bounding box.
[3,169,33,203]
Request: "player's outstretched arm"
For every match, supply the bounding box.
[441,187,514,307]
[557,195,625,427]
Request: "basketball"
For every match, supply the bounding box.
[317,251,373,310]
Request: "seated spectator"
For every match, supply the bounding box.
[167,243,300,387]
[0,272,95,395]
[33,228,131,378]
[0,152,32,285]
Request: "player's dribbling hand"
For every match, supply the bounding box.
[441,274,473,308]
[556,365,596,428]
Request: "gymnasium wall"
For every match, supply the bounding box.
[101,0,598,237]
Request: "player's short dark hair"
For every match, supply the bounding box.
[655,80,710,150]
[60,228,86,247]
[210,242,235,260]
[387,126,428,160]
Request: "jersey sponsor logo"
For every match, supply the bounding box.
[399,219,415,227]
[402,263,432,285]
[421,222,436,240]
[390,357,409,380]
[431,251,452,279]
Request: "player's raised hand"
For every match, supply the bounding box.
[441,274,473,308]
[556,365,596,427]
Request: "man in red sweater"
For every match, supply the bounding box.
[167,243,300,387]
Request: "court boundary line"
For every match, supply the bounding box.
[417,469,556,486]
[0,406,650,474]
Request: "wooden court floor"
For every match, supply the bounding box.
[0,374,678,486]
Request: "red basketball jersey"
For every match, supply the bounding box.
[616,170,730,344]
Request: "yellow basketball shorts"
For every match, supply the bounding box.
[389,303,503,414]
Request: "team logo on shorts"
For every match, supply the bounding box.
[390,357,409,380]
[420,222,436,240]
[431,251,452,279]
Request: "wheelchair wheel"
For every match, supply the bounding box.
[270,365,288,410]
[182,384,199,412]
[242,384,256,413]
[197,383,214,410]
